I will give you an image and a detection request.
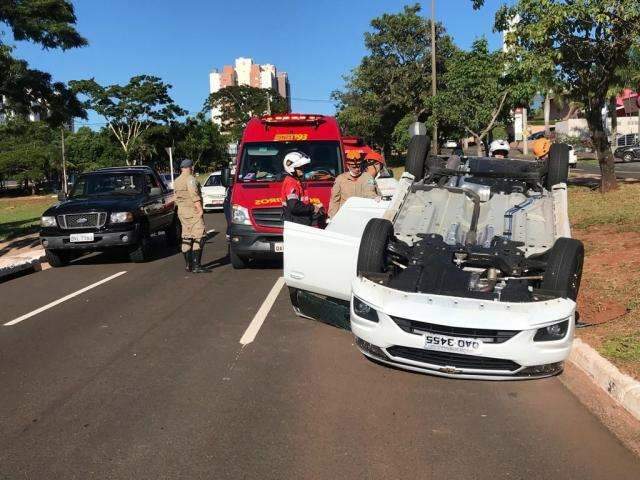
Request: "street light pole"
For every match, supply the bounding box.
[165,147,174,186]
[430,0,438,154]
[60,127,68,195]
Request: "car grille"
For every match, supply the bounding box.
[57,212,107,229]
[391,317,519,344]
[253,207,283,228]
[386,346,521,372]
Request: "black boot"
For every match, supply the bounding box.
[183,251,192,272]
[191,248,210,273]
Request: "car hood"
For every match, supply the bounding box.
[43,195,145,215]
[202,186,226,196]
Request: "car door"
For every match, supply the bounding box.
[142,173,165,232]
[284,197,388,301]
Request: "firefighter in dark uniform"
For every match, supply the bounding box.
[174,159,209,273]
[281,151,324,226]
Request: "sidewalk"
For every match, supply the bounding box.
[0,233,46,279]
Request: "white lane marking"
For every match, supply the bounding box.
[239,277,285,346]
[3,271,127,326]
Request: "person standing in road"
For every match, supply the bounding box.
[328,151,379,218]
[174,159,209,273]
[281,151,324,226]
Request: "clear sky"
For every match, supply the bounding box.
[12,0,507,127]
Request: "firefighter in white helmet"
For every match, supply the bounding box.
[489,139,510,158]
[281,151,324,226]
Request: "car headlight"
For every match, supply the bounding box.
[232,205,251,225]
[353,296,379,322]
[533,319,570,342]
[109,211,134,223]
[41,216,56,227]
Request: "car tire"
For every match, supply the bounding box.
[129,226,151,263]
[165,214,181,247]
[541,237,584,300]
[545,143,570,189]
[406,135,431,179]
[45,249,72,268]
[357,218,394,275]
[623,152,633,163]
[229,245,247,269]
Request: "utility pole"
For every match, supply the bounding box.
[60,126,68,195]
[430,0,438,154]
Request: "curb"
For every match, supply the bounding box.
[0,248,46,279]
[568,338,640,422]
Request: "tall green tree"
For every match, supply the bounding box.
[70,76,186,165]
[0,0,87,125]
[333,4,457,153]
[178,113,226,170]
[65,127,125,172]
[493,0,640,192]
[431,38,535,155]
[0,119,59,193]
[204,85,287,143]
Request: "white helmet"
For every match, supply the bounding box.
[283,151,311,174]
[489,139,510,157]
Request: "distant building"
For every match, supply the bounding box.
[0,94,73,130]
[208,57,291,123]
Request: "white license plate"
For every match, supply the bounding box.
[69,233,94,243]
[274,242,284,253]
[424,333,482,354]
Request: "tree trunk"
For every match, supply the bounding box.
[544,92,551,137]
[586,100,617,193]
[475,136,483,156]
[609,95,618,149]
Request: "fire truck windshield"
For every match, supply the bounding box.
[238,141,342,182]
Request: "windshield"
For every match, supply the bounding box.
[238,141,342,183]
[204,175,222,187]
[69,173,143,198]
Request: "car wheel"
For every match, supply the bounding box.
[229,245,247,269]
[541,237,584,300]
[544,143,570,189]
[405,135,431,179]
[623,152,633,163]
[165,215,181,247]
[129,227,151,263]
[357,218,394,276]
[45,249,72,268]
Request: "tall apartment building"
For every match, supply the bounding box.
[208,57,291,123]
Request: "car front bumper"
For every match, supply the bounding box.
[40,227,140,250]
[229,224,283,259]
[350,277,575,380]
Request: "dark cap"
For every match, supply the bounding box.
[180,159,193,168]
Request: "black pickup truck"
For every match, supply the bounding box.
[40,166,180,267]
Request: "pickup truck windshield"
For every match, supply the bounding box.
[69,173,144,198]
[238,141,342,183]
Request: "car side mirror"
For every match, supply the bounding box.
[57,191,67,201]
[221,167,232,187]
[149,187,162,197]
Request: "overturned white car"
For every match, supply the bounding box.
[284,136,584,380]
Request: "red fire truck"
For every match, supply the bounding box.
[223,114,345,269]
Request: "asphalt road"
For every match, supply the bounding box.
[573,160,640,179]
[1,213,639,479]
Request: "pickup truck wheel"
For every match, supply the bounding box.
[545,143,570,189]
[405,135,431,180]
[129,229,151,263]
[45,249,72,268]
[229,245,247,269]
[541,237,584,300]
[357,218,394,276]
[165,215,181,247]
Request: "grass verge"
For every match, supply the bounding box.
[0,195,57,242]
[569,183,640,378]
